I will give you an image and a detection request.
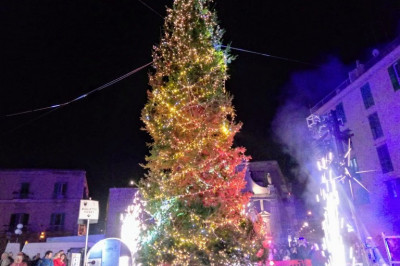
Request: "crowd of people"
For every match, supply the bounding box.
[0,250,66,266]
[266,238,327,266]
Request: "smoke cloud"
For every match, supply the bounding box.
[272,56,349,203]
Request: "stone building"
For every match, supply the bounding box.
[0,169,89,252]
[308,37,400,247]
[244,161,296,243]
[105,187,138,238]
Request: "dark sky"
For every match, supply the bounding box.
[1,0,399,212]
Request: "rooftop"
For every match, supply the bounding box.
[310,35,400,113]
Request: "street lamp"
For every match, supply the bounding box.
[15,224,23,243]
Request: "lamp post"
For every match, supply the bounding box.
[15,224,23,243]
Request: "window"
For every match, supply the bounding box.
[368,113,384,140]
[9,213,29,231]
[377,144,394,173]
[78,224,87,236]
[335,102,347,123]
[53,182,67,199]
[19,183,30,199]
[388,61,400,91]
[360,83,375,109]
[386,179,400,198]
[50,213,65,231]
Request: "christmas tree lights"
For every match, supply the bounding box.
[138,0,264,264]
[121,193,146,263]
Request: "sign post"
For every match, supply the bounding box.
[78,199,99,266]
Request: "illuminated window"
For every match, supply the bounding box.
[388,61,400,91]
[377,144,394,173]
[368,113,383,140]
[78,224,87,236]
[360,83,375,109]
[335,102,346,123]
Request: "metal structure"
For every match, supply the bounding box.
[307,111,370,198]
[307,110,371,265]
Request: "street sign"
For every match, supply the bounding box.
[78,199,99,266]
[78,199,99,224]
[70,253,81,266]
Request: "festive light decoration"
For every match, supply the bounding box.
[121,193,145,263]
[308,111,371,265]
[138,0,264,264]
[317,153,346,265]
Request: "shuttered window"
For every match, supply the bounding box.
[9,213,29,231]
[360,83,375,109]
[377,144,394,173]
[50,213,65,231]
[53,182,68,198]
[368,113,384,140]
[388,61,400,91]
[336,102,347,123]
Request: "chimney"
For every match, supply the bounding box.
[348,60,365,83]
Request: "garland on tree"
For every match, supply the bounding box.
[138,0,265,264]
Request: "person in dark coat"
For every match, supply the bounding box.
[36,251,53,266]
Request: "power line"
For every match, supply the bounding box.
[138,0,318,67]
[221,45,320,67]
[138,0,163,18]
[2,61,152,119]
[4,107,61,136]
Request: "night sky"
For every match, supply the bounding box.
[1,0,399,217]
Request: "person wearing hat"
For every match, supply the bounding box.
[10,252,27,266]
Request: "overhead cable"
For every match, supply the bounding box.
[3,61,152,119]
[138,0,163,18]
[221,45,319,67]
[139,0,318,67]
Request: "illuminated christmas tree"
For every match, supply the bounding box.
[139,0,264,264]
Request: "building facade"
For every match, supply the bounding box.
[308,37,400,247]
[244,161,297,243]
[105,187,138,238]
[0,169,89,252]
